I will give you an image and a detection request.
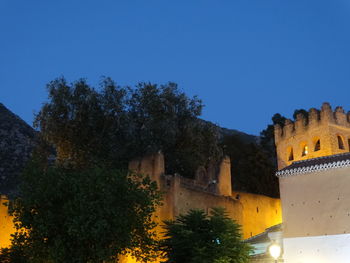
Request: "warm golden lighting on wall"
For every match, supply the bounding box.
[302,145,308,156]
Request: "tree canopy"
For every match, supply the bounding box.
[1,161,161,263]
[222,134,279,197]
[0,77,226,262]
[34,77,222,177]
[161,208,251,263]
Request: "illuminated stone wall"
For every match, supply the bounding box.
[236,191,282,239]
[126,153,282,262]
[0,196,15,249]
[274,103,350,170]
[129,153,282,240]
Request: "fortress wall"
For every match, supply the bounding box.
[129,153,282,240]
[173,178,243,225]
[172,185,282,239]
[0,196,15,249]
[235,192,282,239]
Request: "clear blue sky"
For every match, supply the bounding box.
[1,0,350,135]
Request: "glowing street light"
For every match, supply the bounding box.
[268,243,281,263]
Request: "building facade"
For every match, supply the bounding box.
[275,103,350,263]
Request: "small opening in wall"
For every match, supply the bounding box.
[288,148,294,161]
[302,145,308,156]
[314,139,321,151]
[256,207,259,213]
[338,135,345,150]
[348,139,350,151]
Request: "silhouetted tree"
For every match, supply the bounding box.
[161,208,251,263]
[1,160,161,262]
[222,135,279,197]
[34,77,222,177]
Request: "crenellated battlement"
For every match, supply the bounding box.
[275,103,350,144]
[274,103,350,170]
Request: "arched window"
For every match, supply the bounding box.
[288,148,294,161]
[314,139,321,151]
[338,135,345,150]
[302,145,308,156]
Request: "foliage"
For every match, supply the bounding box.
[259,113,287,167]
[221,113,288,198]
[255,110,307,196]
[222,135,279,197]
[260,113,287,156]
[126,82,222,177]
[34,77,130,169]
[260,110,307,159]
[34,77,222,177]
[161,208,251,263]
[1,160,161,263]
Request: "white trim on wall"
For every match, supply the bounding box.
[283,233,350,263]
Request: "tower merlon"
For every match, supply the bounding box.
[334,106,347,126]
[320,102,334,124]
[294,113,307,134]
[308,108,320,127]
[274,124,282,144]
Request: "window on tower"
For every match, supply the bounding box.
[302,145,308,156]
[338,135,345,150]
[288,147,294,161]
[314,139,321,151]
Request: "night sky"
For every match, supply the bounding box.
[1,1,350,135]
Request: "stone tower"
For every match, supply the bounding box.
[274,103,350,170]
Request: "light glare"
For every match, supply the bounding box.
[269,243,281,259]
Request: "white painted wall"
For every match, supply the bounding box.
[283,233,350,263]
